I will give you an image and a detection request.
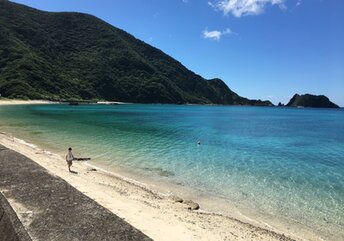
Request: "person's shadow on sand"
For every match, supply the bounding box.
[69,170,78,174]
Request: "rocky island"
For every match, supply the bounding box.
[286,94,339,108]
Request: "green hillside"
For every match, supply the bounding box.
[0,0,272,105]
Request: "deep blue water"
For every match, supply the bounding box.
[1,104,343,239]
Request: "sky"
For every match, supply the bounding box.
[11,0,344,106]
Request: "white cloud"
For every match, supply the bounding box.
[296,0,302,6]
[202,28,235,40]
[209,0,285,17]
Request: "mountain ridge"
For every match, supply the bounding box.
[0,0,273,106]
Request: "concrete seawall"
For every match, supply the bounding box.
[0,193,32,241]
[0,145,152,241]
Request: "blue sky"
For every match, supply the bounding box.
[12,0,344,106]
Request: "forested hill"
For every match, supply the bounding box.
[0,0,272,106]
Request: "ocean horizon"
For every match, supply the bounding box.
[1,104,343,240]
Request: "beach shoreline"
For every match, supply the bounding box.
[0,131,323,241]
[0,99,57,106]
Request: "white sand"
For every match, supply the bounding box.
[96,101,130,105]
[0,99,56,105]
[0,132,316,241]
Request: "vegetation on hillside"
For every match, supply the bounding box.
[0,0,272,105]
[286,94,339,108]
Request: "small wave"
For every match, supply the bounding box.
[13,138,37,149]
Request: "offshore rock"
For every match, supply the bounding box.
[183,200,200,210]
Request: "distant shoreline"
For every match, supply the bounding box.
[0,99,57,106]
[1,99,342,108]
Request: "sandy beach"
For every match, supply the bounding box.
[0,99,56,106]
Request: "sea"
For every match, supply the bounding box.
[0,104,343,240]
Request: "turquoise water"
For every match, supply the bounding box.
[1,104,344,239]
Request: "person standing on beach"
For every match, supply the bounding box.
[66,147,74,172]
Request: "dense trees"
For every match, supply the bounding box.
[0,0,272,105]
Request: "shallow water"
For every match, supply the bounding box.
[1,104,343,239]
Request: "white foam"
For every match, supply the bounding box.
[13,137,37,149]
